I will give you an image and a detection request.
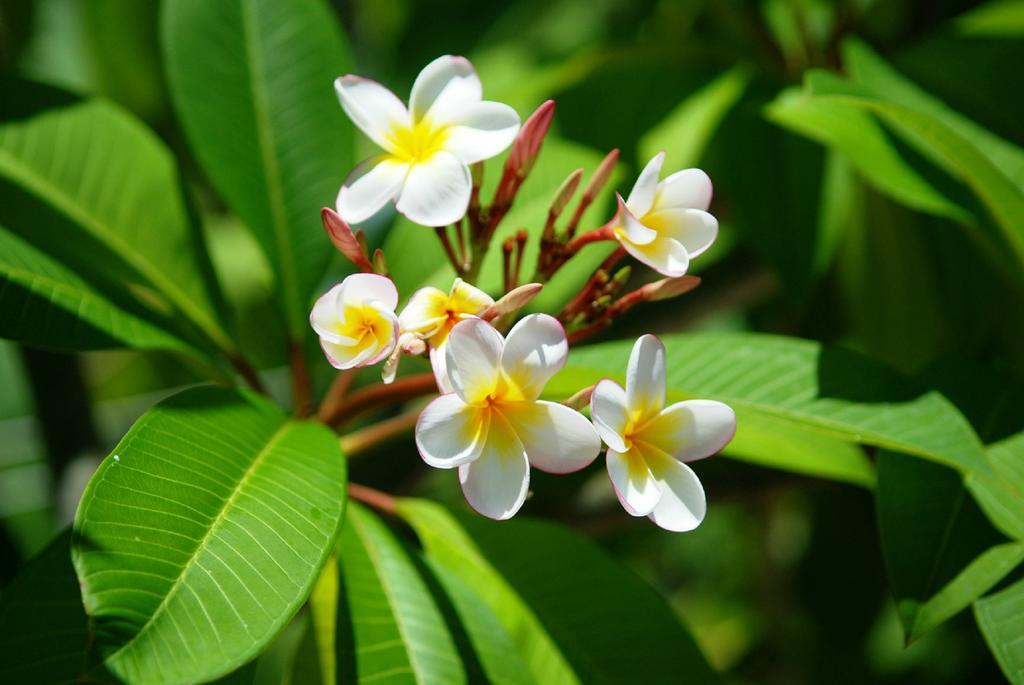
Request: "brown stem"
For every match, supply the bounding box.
[348,483,396,514]
[290,340,312,417]
[317,368,359,422]
[436,226,463,274]
[339,409,422,457]
[229,353,265,393]
[455,219,469,268]
[560,246,626,319]
[324,372,438,428]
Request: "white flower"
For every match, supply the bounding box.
[335,55,521,227]
[398,278,494,392]
[590,335,735,531]
[613,152,718,277]
[310,273,399,369]
[415,315,601,520]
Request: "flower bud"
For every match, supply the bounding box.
[481,283,544,321]
[641,275,702,301]
[322,208,374,272]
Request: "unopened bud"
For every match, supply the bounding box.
[321,208,374,272]
[511,100,555,175]
[563,385,595,411]
[516,229,528,246]
[594,294,613,308]
[550,169,583,218]
[583,149,619,201]
[642,275,702,301]
[482,283,544,321]
[612,266,632,285]
[372,248,388,276]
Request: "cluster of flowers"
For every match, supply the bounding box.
[311,56,736,530]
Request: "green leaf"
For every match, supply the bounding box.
[0,80,233,358]
[0,225,195,355]
[396,499,719,685]
[877,452,1019,642]
[335,503,464,684]
[553,332,989,475]
[72,386,347,684]
[975,575,1024,684]
[971,431,1024,542]
[162,0,354,336]
[383,137,620,313]
[640,67,749,171]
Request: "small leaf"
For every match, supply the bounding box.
[72,387,347,684]
[975,575,1024,685]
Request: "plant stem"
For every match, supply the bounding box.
[317,368,359,422]
[339,409,421,457]
[323,372,437,428]
[229,353,265,393]
[289,339,312,418]
[348,483,396,513]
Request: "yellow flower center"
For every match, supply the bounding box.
[387,118,449,164]
[336,304,392,353]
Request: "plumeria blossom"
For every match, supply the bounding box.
[613,152,718,277]
[399,278,494,392]
[310,273,399,370]
[415,314,601,520]
[335,55,520,227]
[590,335,735,531]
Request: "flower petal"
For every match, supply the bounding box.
[448,278,494,315]
[501,400,600,474]
[606,448,661,516]
[336,157,409,225]
[321,332,388,370]
[654,168,713,212]
[643,207,718,259]
[416,394,489,468]
[626,334,666,423]
[443,101,521,164]
[410,55,482,123]
[445,318,503,405]
[589,379,629,452]
[310,283,348,343]
[398,286,449,337]
[500,314,568,401]
[395,151,472,227]
[647,451,706,532]
[615,195,657,245]
[458,412,529,520]
[625,152,664,217]
[334,76,410,151]
[337,273,399,310]
[430,344,454,394]
[619,234,690,277]
[638,400,736,462]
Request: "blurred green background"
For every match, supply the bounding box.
[2,0,1023,682]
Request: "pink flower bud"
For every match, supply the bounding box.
[322,208,374,273]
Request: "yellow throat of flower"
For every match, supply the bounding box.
[387,118,449,164]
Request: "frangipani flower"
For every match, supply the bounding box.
[415,314,601,520]
[614,153,718,277]
[399,278,494,391]
[335,55,520,227]
[590,335,735,531]
[310,273,399,370]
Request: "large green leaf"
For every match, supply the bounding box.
[877,452,1020,643]
[975,575,1024,685]
[552,332,989,476]
[335,503,464,684]
[72,387,347,684]
[396,499,718,685]
[0,80,233,357]
[0,225,194,355]
[383,136,620,312]
[162,0,354,336]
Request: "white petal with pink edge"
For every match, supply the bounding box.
[416,394,489,468]
[445,318,503,406]
[589,379,630,452]
[606,448,661,516]
[502,401,600,474]
[626,334,666,423]
[647,451,706,532]
[616,196,657,245]
[409,55,482,123]
[458,413,530,520]
[395,151,472,227]
[443,101,521,164]
[639,399,736,462]
[429,345,455,394]
[500,314,568,401]
[309,283,347,343]
[337,273,399,310]
[625,152,665,217]
[336,157,408,224]
[334,76,409,150]
[654,168,713,212]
